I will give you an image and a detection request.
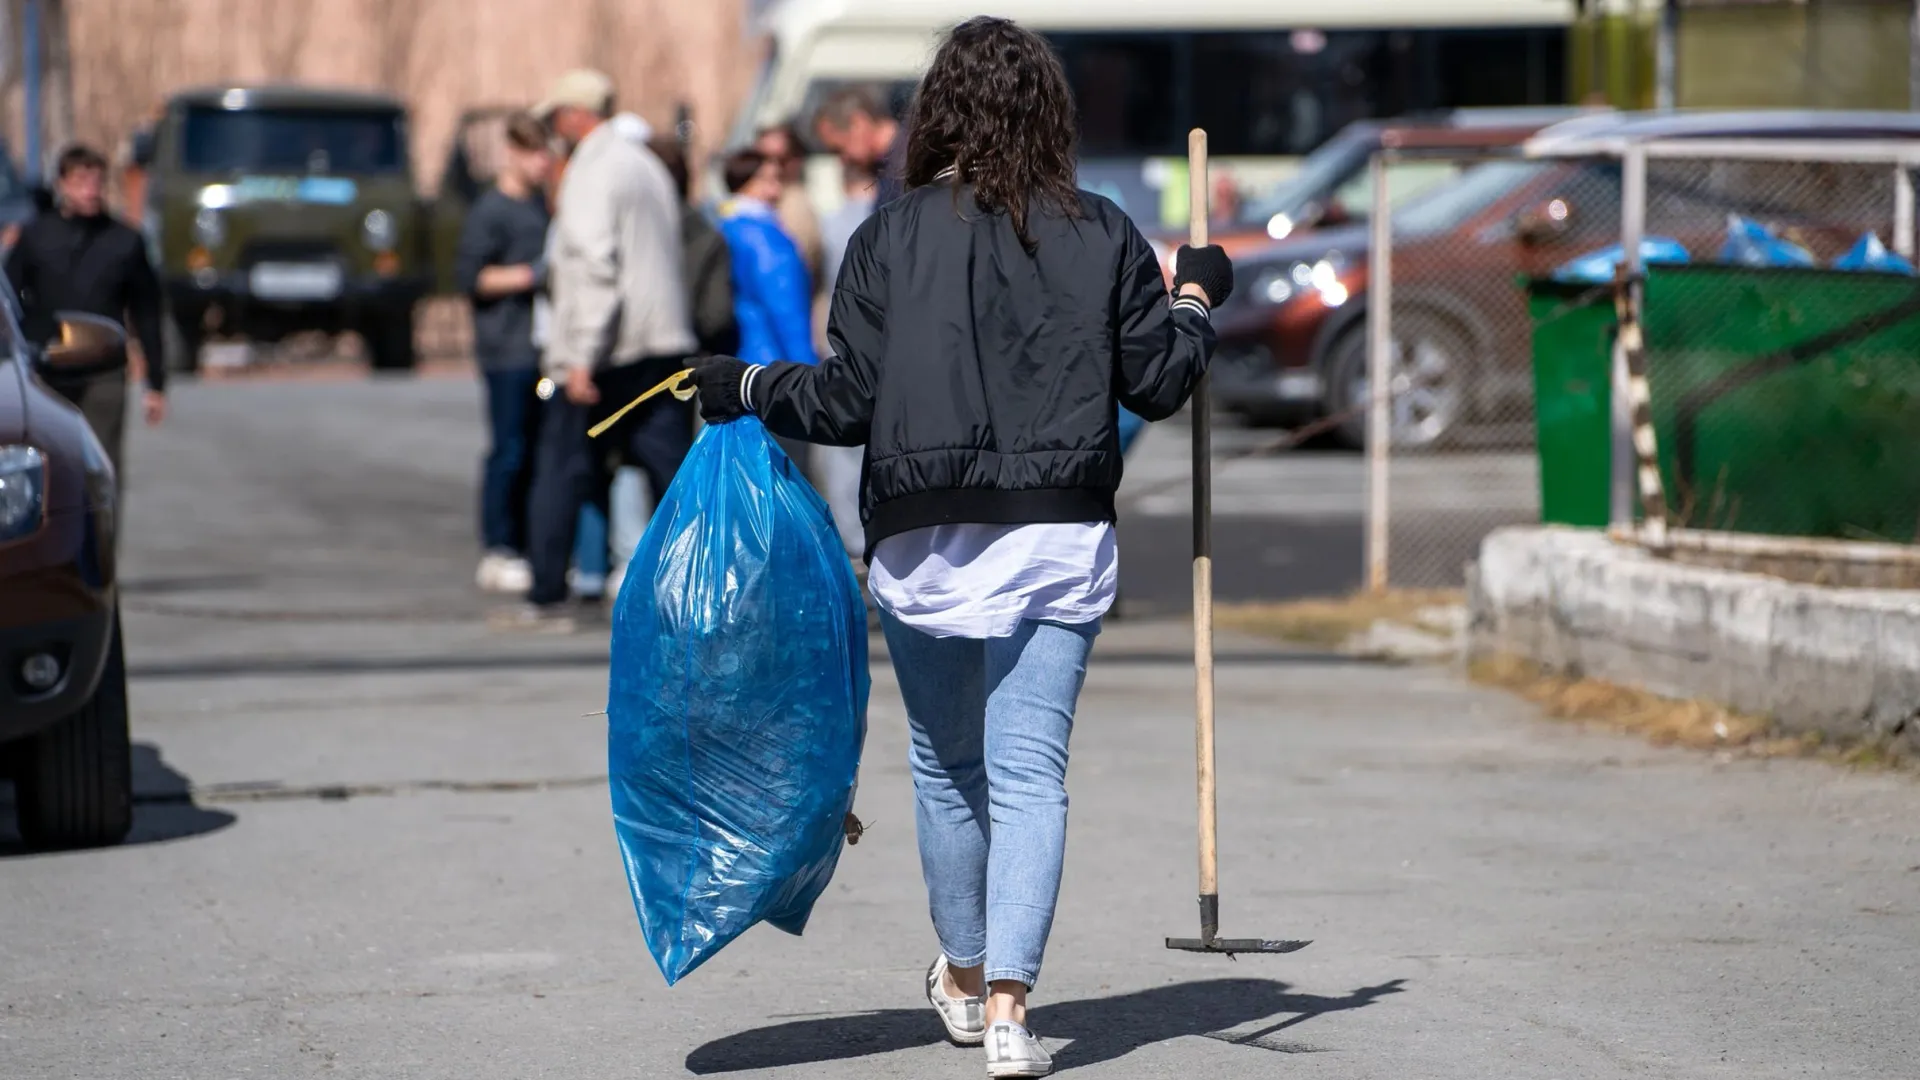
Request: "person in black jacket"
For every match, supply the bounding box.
[6,144,167,474]
[691,17,1233,1078]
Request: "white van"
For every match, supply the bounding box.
[736,0,1575,223]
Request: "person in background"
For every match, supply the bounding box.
[809,155,877,559]
[751,123,823,290]
[813,85,904,207]
[647,136,737,360]
[454,113,554,595]
[691,18,1232,1074]
[593,136,740,603]
[6,144,167,477]
[717,148,816,469]
[572,107,657,603]
[505,69,695,630]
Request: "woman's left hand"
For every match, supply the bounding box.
[689,355,754,424]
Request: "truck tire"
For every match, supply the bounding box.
[365,307,417,372]
[15,617,133,851]
[162,303,204,375]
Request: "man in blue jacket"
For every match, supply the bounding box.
[717,149,817,468]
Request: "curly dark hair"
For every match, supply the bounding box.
[904,16,1081,252]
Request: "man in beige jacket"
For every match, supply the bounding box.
[511,69,696,626]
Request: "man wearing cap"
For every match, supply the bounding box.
[506,69,696,629]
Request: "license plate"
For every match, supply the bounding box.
[250,262,342,301]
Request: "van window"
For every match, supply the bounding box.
[181,106,408,175]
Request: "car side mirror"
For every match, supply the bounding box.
[40,312,129,377]
[1516,198,1574,245]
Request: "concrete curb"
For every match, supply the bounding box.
[1468,526,1920,751]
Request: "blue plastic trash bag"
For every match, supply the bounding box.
[1719,214,1816,268]
[1116,405,1147,455]
[1834,232,1917,275]
[608,417,869,986]
[1551,237,1690,283]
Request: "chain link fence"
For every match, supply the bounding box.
[1363,147,1556,590]
[1632,145,1920,547]
[1365,137,1920,589]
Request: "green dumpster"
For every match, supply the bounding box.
[1641,265,1920,543]
[1527,280,1616,528]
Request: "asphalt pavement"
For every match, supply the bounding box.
[3,375,1917,1079]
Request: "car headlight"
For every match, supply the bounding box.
[1244,256,1352,310]
[193,207,225,248]
[1249,266,1296,306]
[0,445,47,540]
[362,209,397,251]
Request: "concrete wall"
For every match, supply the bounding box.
[12,0,760,190]
[1469,526,1920,751]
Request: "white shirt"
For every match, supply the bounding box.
[868,522,1117,639]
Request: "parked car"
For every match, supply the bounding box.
[1150,107,1596,272]
[135,85,433,372]
[0,284,130,850]
[1214,110,1920,447]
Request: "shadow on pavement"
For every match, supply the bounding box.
[0,742,236,856]
[684,977,1408,1074]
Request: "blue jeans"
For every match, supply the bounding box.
[479,368,542,552]
[880,611,1100,988]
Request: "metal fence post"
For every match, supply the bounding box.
[1611,143,1648,530]
[1365,150,1392,593]
[1895,162,1915,260]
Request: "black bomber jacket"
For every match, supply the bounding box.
[750,180,1214,559]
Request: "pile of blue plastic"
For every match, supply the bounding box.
[607,417,868,985]
[1553,215,1916,282]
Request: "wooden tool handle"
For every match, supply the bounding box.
[1188,128,1219,938]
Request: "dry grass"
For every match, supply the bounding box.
[1469,653,1909,770]
[1218,589,1465,648]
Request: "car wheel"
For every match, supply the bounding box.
[364,307,418,372]
[1327,311,1471,451]
[162,303,204,375]
[15,615,133,851]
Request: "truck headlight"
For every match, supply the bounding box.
[0,445,47,540]
[362,209,397,252]
[192,208,225,248]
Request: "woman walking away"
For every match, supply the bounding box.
[690,16,1233,1079]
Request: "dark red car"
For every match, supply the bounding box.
[0,293,130,850]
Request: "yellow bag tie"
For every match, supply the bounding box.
[587,369,696,440]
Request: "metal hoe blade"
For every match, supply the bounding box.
[1165,937,1313,958]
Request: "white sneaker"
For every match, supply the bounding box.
[985,1021,1052,1078]
[493,555,532,594]
[925,956,986,1046]
[476,551,533,594]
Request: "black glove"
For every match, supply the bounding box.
[1172,244,1234,309]
[688,355,753,424]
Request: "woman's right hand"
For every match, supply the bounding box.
[689,355,754,424]
[1172,244,1234,309]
